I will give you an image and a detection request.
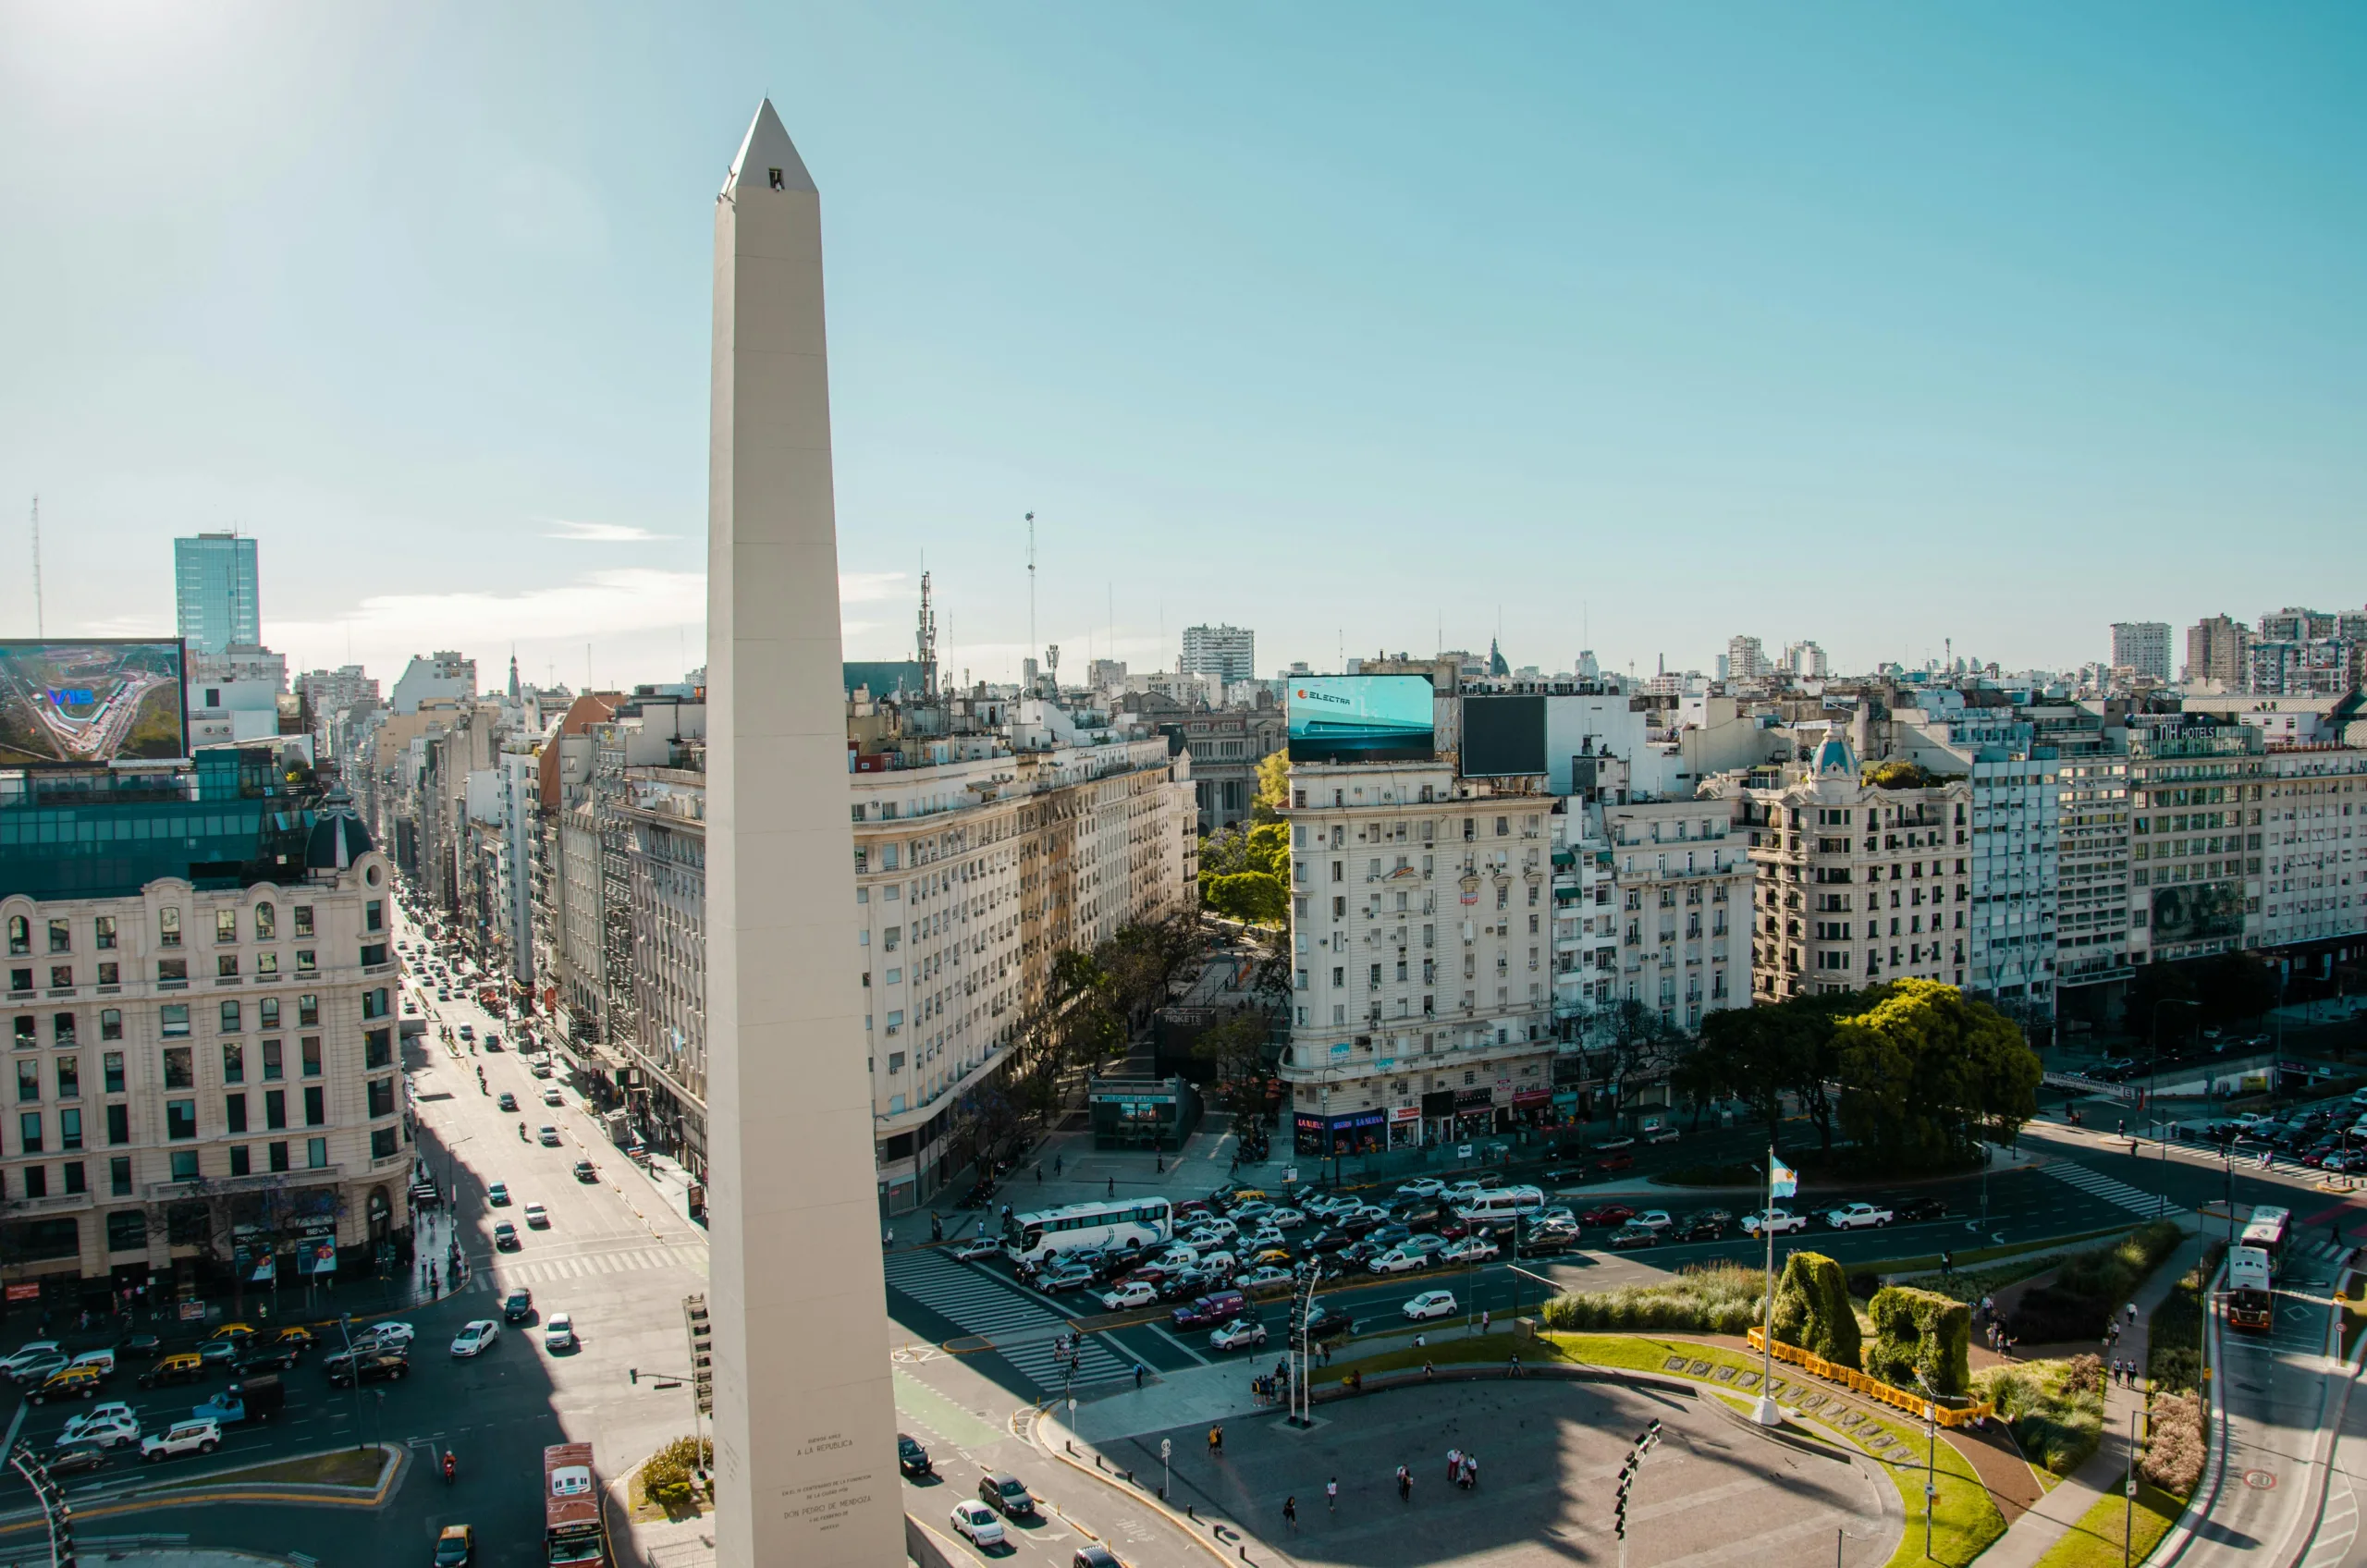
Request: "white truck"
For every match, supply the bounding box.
[1823,1202,1895,1231]
[1742,1208,1810,1237]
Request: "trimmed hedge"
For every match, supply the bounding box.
[1867,1284,1970,1397]
[1540,1264,1765,1336]
[1773,1251,1862,1369]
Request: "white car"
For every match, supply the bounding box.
[1191,1218,1239,1244]
[1630,1210,1674,1232]
[1742,1209,1810,1238]
[0,1341,60,1378]
[1395,1178,1446,1199]
[140,1419,222,1463]
[1441,1238,1499,1264]
[1268,1207,1307,1230]
[1368,1248,1429,1275]
[545,1313,578,1353]
[1209,1318,1269,1352]
[60,1406,140,1448]
[1245,1226,1287,1252]
[1233,1266,1296,1293]
[1196,1250,1239,1277]
[524,1203,551,1229]
[953,1236,1003,1262]
[1644,1124,1681,1145]
[1098,1280,1159,1311]
[1824,1203,1894,1231]
[951,1501,1007,1550]
[449,1319,501,1358]
[356,1321,416,1351]
[1404,1290,1458,1322]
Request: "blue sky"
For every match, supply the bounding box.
[2,2,2361,690]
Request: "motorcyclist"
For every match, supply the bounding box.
[442,1449,456,1483]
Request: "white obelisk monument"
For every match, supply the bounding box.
[704,99,901,1565]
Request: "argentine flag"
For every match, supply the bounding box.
[1769,1153,1797,1199]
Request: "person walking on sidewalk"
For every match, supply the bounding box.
[1208,1425,1224,1460]
[1327,1477,1338,1512]
[1282,1496,1297,1531]
[1397,1464,1412,1504]
[1479,1309,1490,1334]
[2125,1301,2138,1326]
[1446,1448,1461,1486]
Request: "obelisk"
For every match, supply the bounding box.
[703,100,901,1565]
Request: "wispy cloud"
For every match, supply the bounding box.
[840,571,909,604]
[544,519,674,543]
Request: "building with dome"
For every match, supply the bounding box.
[0,748,412,1305]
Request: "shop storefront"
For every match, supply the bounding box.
[1293,1108,1388,1158]
[1419,1086,1499,1145]
[1388,1106,1422,1148]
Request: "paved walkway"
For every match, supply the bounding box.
[1975,1227,2212,1568]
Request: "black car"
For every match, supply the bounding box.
[325,1351,410,1387]
[1895,1197,1948,1223]
[898,1433,932,1478]
[1367,1222,1414,1250]
[1299,1304,1356,1342]
[1515,1231,1574,1258]
[117,1332,162,1360]
[235,1346,302,1375]
[44,1442,107,1477]
[502,1289,535,1324]
[979,1473,1036,1520]
[1674,1210,1729,1242]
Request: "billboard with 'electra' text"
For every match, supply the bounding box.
[1287,675,1436,764]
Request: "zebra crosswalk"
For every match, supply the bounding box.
[478,1243,707,1290]
[2043,1160,2188,1218]
[882,1249,1134,1394]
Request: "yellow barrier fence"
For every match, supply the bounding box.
[1745,1329,1994,1428]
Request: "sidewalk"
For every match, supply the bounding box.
[1972,1226,2212,1568]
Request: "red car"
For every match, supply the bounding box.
[1596,1154,1637,1172]
[1578,1204,1635,1227]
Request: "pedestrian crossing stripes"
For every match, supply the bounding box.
[882,1249,1134,1393]
[2042,1161,2188,1218]
[477,1243,707,1289]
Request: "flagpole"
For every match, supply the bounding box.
[1754,1144,1783,1427]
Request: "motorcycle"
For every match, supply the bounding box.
[442,1451,457,1485]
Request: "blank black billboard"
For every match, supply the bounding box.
[1461,693,1547,777]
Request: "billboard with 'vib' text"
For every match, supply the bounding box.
[0,641,189,767]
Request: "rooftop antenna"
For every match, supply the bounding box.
[917,569,938,699]
[1025,511,1036,672]
[29,496,43,638]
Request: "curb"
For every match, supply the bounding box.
[0,1443,404,1532]
[2153,1256,2231,1568]
[1033,1406,1242,1567]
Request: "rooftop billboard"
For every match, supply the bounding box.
[1461,693,1548,777]
[0,641,189,768]
[1287,675,1435,764]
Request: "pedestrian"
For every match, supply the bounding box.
[1134,1362,1146,1390]
[1282,1496,1297,1530]
[1447,1448,1461,1487]
[1509,1354,1522,1378]
[1423,1360,1434,1380]
[2125,1302,2138,1326]
[1036,1164,1043,1184]
[1466,1453,1480,1489]
[1108,1177,1116,1199]
[1156,1153,1165,1173]
[1320,1341,1331,1366]
[1412,1333,1426,1349]
[1054,1154,1063,1176]
[1397,1464,1412,1504]
[1327,1476,1338,1512]
[1480,1309,1490,1334]
[1208,1424,1224,1459]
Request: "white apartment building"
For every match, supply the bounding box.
[1181,625,1257,688]
[1715,731,1973,998]
[2260,743,2365,949]
[1784,641,1830,680]
[1601,797,1750,1032]
[2110,623,2172,685]
[1282,762,1558,1153]
[0,790,410,1293]
[1726,636,1772,683]
[855,736,1192,1211]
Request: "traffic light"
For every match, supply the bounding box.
[684,1292,713,1416]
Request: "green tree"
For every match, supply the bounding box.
[1243,820,1290,878]
[1190,1011,1273,1084]
[1204,872,1288,926]
[1834,979,2040,1170]
[1596,999,1687,1122]
[1251,750,1291,823]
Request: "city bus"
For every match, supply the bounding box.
[545,1442,609,1567]
[2240,1205,2291,1265]
[1002,1198,1172,1265]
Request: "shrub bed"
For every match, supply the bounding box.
[2141,1390,2205,1496]
[1541,1264,1764,1336]
[1974,1355,2104,1476]
[2010,1221,2183,1345]
[642,1436,713,1507]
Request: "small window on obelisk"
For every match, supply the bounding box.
[768,167,784,190]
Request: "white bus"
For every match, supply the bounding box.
[2239,1205,2291,1264]
[1002,1198,1173,1265]
[1453,1184,1547,1222]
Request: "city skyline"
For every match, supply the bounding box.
[5,6,2363,686]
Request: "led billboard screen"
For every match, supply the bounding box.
[2150,881,2246,946]
[0,641,189,767]
[1461,693,1548,777]
[1286,675,1435,764]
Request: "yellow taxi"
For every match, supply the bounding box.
[29,1365,104,1404]
[140,1352,208,1389]
[433,1524,474,1566]
[207,1322,259,1341]
[271,1326,316,1349]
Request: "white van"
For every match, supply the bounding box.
[1455,1184,1547,1221]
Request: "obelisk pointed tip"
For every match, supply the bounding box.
[725,98,816,197]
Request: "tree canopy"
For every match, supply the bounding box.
[1832,979,2040,1170]
[1199,819,1290,926]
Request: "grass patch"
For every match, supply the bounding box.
[2147,1244,2225,1394]
[1974,1356,2103,1477]
[1873,1226,2140,1284]
[153,1446,387,1491]
[2029,1475,2182,1568]
[1539,1263,1765,1336]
